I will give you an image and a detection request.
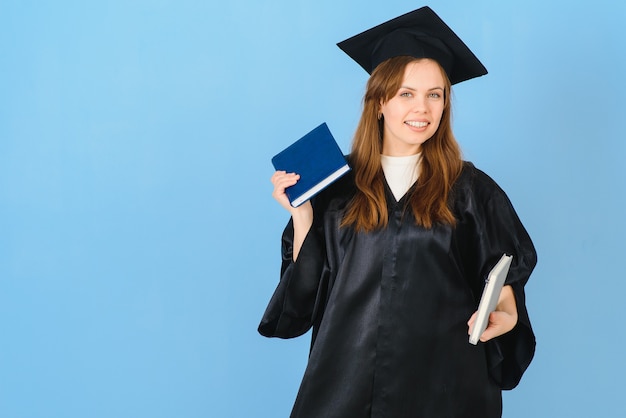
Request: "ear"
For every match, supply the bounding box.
[378,99,386,117]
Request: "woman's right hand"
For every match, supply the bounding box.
[271,171,312,217]
[271,171,313,261]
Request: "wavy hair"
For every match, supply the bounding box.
[341,56,463,231]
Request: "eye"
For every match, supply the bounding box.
[428,92,442,99]
[399,91,412,98]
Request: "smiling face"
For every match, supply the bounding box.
[379,59,446,156]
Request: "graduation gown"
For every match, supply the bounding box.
[259,161,537,418]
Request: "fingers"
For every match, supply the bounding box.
[478,316,501,342]
[271,171,301,212]
[467,311,477,327]
[471,311,517,342]
[271,171,300,190]
[467,311,477,335]
[467,285,520,343]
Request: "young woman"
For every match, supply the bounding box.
[259,7,536,418]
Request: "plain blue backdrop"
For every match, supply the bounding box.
[1,0,625,417]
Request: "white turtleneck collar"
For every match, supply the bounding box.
[380,153,421,201]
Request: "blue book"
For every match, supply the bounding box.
[271,123,351,207]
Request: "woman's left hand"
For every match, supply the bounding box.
[467,285,518,342]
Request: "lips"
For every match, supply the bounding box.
[405,120,428,128]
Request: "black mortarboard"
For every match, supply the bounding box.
[337,6,487,84]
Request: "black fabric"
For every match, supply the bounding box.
[336,6,488,84]
[259,161,537,418]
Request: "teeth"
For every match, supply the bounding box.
[406,121,428,128]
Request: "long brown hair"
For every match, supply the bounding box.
[341,56,463,231]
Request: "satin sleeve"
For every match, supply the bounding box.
[258,216,328,339]
[462,166,538,389]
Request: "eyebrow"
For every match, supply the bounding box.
[401,85,445,91]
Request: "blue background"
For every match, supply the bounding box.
[1,0,625,417]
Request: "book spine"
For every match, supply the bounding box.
[291,164,350,207]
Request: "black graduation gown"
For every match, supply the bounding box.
[259,162,537,418]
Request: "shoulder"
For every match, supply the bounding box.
[456,161,507,198]
[452,161,516,217]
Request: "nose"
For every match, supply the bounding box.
[411,96,427,113]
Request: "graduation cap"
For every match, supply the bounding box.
[337,6,487,84]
